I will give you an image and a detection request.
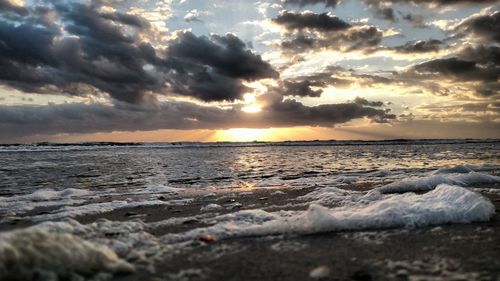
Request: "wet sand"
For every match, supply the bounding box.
[115,192,500,281]
[2,184,500,281]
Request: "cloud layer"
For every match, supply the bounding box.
[0,1,277,103]
[0,0,498,141]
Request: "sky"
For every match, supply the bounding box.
[0,0,499,143]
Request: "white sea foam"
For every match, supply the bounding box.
[0,180,495,279]
[298,186,371,206]
[433,163,498,174]
[0,188,92,217]
[377,171,500,193]
[163,185,494,243]
[200,203,223,212]
[0,227,134,281]
[0,188,92,203]
[27,198,193,222]
[138,184,184,194]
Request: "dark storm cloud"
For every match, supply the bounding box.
[261,99,395,126]
[99,11,151,28]
[0,2,161,103]
[273,11,351,32]
[168,32,278,81]
[408,58,497,81]
[394,39,443,53]
[164,32,278,102]
[455,11,500,43]
[281,80,324,97]
[362,0,497,23]
[363,0,497,7]
[0,2,278,103]
[375,7,396,22]
[400,45,500,98]
[274,70,352,97]
[280,26,384,53]
[338,26,383,51]
[0,22,58,66]
[409,55,498,82]
[268,66,394,99]
[0,99,395,141]
[465,45,500,98]
[459,45,500,64]
[402,13,426,28]
[281,0,341,7]
[354,97,384,107]
[359,1,397,23]
[280,34,316,51]
[475,82,500,98]
[274,11,383,53]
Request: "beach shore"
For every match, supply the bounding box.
[2,183,499,281]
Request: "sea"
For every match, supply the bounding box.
[0,139,499,280]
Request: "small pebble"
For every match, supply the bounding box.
[430,226,443,233]
[199,234,216,243]
[309,265,330,279]
[396,269,408,277]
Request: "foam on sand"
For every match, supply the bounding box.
[0,188,92,203]
[28,198,194,222]
[0,228,134,281]
[377,171,500,193]
[0,188,92,217]
[136,184,185,194]
[164,184,495,243]
[298,186,372,206]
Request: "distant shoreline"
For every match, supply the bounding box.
[0,139,498,153]
[0,138,499,147]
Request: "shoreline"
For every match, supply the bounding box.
[1,183,499,280]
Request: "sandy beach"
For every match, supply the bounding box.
[2,182,499,281]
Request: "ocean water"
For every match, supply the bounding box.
[0,140,499,280]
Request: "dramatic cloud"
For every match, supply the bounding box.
[274,66,394,97]
[408,57,497,82]
[281,80,324,97]
[274,12,383,52]
[399,44,500,98]
[455,11,500,43]
[363,0,497,8]
[375,7,396,22]
[280,26,383,52]
[402,13,426,28]
[0,1,277,103]
[273,11,351,32]
[281,0,341,7]
[354,97,384,107]
[165,32,278,101]
[0,99,395,141]
[394,39,444,53]
[362,0,497,23]
[0,0,498,141]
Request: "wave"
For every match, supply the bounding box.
[162,184,494,243]
[1,139,498,152]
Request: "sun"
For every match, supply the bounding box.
[215,128,271,142]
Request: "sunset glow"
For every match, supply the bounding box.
[215,128,273,142]
[0,0,498,143]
